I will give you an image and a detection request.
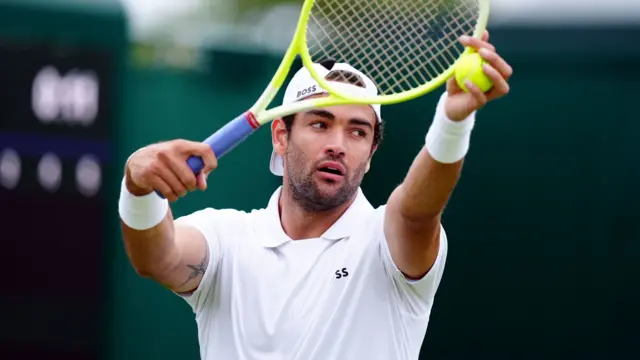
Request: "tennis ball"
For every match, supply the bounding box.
[454,52,493,93]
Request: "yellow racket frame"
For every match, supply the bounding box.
[252,0,491,125]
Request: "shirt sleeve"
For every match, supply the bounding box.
[173,208,226,313]
[373,205,449,314]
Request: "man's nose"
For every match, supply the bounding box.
[323,132,346,159]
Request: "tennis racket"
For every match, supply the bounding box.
[186,0,490,174]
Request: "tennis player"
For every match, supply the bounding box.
[119,31,512,360]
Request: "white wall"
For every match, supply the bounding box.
[121,0,640,49]
[490,0,640,25]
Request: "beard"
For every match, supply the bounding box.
[284,142,368,213]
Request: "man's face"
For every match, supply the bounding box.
[283,103,377,212]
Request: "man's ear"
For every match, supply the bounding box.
[271,118,288,157]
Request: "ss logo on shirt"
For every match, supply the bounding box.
[335,268,349,279]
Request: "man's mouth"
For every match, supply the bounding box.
[316,161,346,182]
[317,161,345,176]
[318,166,343,176]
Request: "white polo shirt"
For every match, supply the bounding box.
[174,186,448,360]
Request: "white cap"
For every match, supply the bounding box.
[269,62,382,176]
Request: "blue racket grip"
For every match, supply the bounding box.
[186,112,258,174]
[154,112,258,198]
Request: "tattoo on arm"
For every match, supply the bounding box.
[180,244,209,287]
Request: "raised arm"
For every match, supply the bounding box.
[119,140,217,294]
[384,31,513,279]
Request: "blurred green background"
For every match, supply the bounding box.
[0,0,638,359]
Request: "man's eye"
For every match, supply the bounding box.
[311,122,326,129]
[352,129,367,137]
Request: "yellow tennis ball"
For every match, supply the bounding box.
[454,52,493,93]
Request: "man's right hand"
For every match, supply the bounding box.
[125,140,217,202]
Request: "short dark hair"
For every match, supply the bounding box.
[282,69,384,153]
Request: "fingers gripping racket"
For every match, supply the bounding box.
[186,0,491,174]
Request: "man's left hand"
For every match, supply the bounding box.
[445,30,513,121]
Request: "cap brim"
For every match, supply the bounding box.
[269,150,284,176]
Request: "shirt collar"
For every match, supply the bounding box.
[260,186,374,248]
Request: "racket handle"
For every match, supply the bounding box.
[187,111,259,174]
[154,112,259,198]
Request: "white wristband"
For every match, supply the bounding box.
[425,92,476,164]
[118,177,169,230]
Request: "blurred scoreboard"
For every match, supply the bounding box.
[0,2,127,359]
[0,41,112,358]
[0,42,111,197]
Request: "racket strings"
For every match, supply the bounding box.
[325,69,367,87]
[307,0,480,96]
[322,0,474,90]
[353,0,472,91]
